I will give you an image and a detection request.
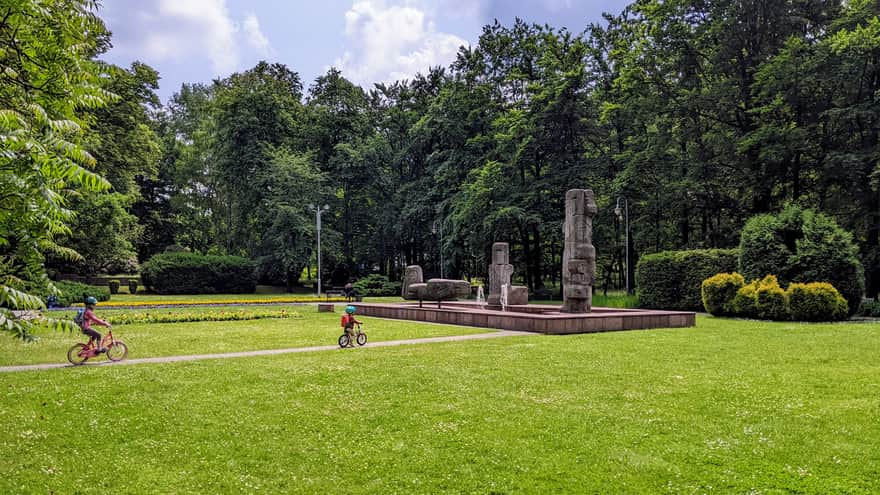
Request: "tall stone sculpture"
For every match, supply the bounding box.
[487,242,514,309]
[562,189,597,313]
[401,265,423,299]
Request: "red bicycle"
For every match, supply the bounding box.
[67,329,129,365]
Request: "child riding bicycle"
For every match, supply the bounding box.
[340,305,362,347]
[74,296,112,353]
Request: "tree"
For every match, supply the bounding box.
[0,0,113,338]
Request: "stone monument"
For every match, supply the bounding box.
[487,242,514,309]
[401,265,423,299]
[561,189,597,313]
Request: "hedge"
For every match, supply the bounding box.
[140,253,257,294]
[787,282,848,321]
[352,274,401,297]
[739,205,864,316]
[635,249,739,310]
[702,272,849,321]
[50,280,111,307]
[701,272,744,316]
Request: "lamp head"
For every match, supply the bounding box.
[614,206,622,219]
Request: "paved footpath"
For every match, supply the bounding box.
[0,330,530,373]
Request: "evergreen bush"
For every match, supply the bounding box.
[50,281,111,307]
[731,279,760,318]
[787,282,848,321]
[352,274,401,297]
[701,272,745,316]
[108,280,120,294]
[739,205,864,315]
[754,275,789,321]
[140,253,256,294]
[636,249,739,310]
[128,280,138,294]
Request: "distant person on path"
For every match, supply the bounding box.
[340,305,362,347]
[344,281,354,301]
[75,296,111,353]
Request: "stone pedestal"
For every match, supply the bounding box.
[487,242,514,309]
[561,189,597,313]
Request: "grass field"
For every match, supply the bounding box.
[0,310,487,366]
[1,316,878,494]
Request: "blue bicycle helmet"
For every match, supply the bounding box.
[345,305,357,314]
[85,296,98,306]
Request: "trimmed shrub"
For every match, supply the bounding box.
[128,280,138,294]
[731,279,759,318]
[787,282,848,321]
[754,275,789,321]
[701,272,745,316]
[140,253,256,294]
[859,299,880,317]
[636,249,739,310]
[739,205,864,315]
[108,280,120,294]
[50,280,111,307]
[352,274,401,297]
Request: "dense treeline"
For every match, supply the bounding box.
[5,0,880,319]
[130,0,878,297]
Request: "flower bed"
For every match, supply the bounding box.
[63,308,303,325]
[74,297,349,308]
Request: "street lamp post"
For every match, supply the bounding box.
[308,203,330,297]
[432,219,444,279]
[614,197,630,295]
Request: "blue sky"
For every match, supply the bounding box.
[99,0,631,102]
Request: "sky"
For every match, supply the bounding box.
[99,0,631,103]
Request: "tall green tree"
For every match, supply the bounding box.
[0,0,113,338]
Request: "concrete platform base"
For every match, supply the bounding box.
[353,301,695,334]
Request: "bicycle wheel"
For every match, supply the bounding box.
[356,333,367,346]
[338,334,350,348]
[67,343,89,365]
[106,341,129,362]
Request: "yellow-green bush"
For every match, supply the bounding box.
[731,279,759,318]
[701,272,745,316]
[787,282,848,321]
[755,275,789,321]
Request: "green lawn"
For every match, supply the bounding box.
[0,310,487,366]
[1,317,878,493]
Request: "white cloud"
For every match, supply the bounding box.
[333,1,468,86]
[243,13,272,57]
[103,0,273,76]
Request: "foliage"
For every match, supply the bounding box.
[140,253,256,295]
[787,282,849,321]
[61,308,302,325]
[739,205,865,315]
[731,279,760,319]
[701,272,745,316]
[858,299,880,317]
[128,280,138,294]
[352,274,402,297]
[754,275,789,321]
[0,0,113,338]
[108,280,120,294]
[635,249,739,310]
[50,280,110,307]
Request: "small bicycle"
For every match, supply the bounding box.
[67,329,129,365]
[338,323,367,348]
